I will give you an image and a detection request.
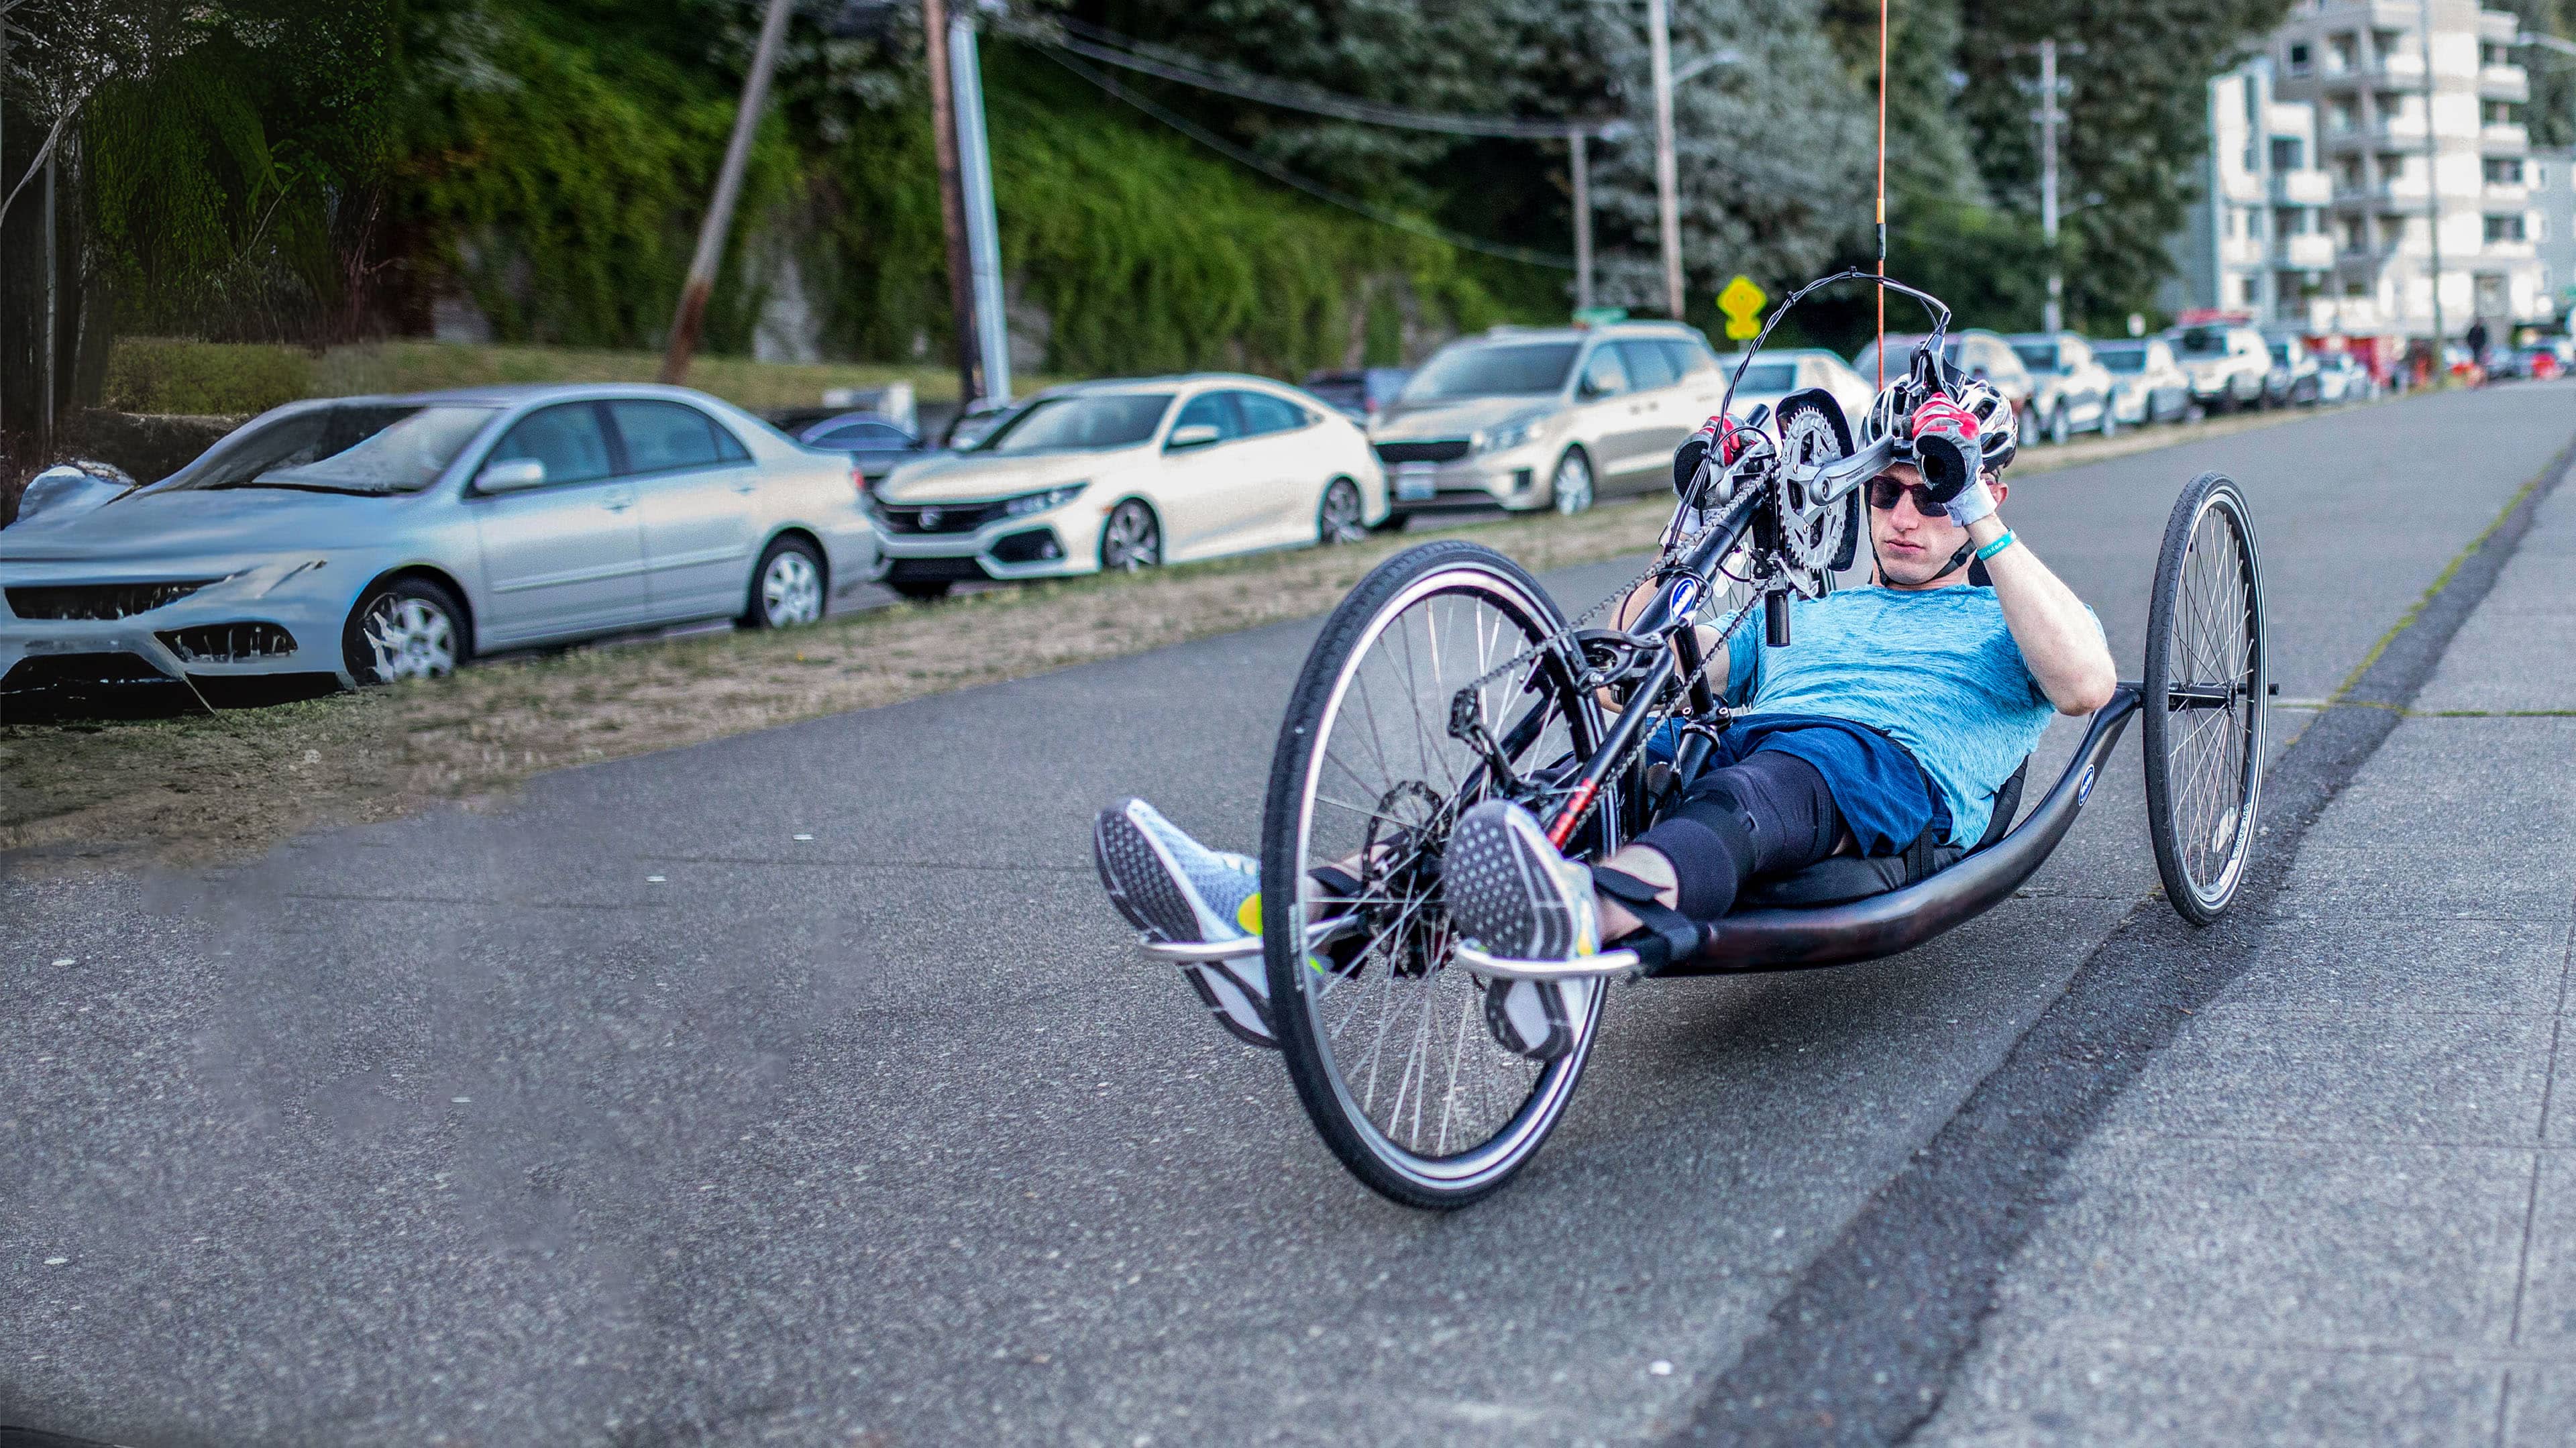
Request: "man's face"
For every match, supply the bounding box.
[1868,462,2007,587]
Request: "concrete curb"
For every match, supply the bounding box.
[1670,435,2576,1447]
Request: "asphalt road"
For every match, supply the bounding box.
[3,385,2571,1448]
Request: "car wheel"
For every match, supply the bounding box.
[2047,404,2072,446]
[1101,499,1162,571]
[742,535,826,630]
[343,575,468,685]
[1549,449,1594,515]
[2098,404,2118,439]
[1317,478,1367,545]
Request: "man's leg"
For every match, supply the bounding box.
[1597,750,1841,935]
[1448,750,1843,958]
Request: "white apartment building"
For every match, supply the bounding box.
[2166,58,2339,328]
[2271,1,2546,336]
[2536,147,2575,321]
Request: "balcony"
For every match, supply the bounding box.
[2220,235,2267,267]
[2481,65,2530,101]
[2483,180,2532,205]
[2484,121,2531,150]
[2279,233,2341,269]
[2273,169,2336,205]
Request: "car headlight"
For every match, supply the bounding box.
[1472,413,1550,456]
[1004,482,1087,518]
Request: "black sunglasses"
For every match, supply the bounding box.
[1866,476,1944,514]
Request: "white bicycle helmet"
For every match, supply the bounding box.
[1857,361,2019,478]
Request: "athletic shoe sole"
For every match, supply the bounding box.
[1093,801,1277,1049]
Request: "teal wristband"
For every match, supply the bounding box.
[1974,529,2017,563]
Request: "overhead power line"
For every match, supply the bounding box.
[1010,14,1606,140]
[1032,44,1576,270]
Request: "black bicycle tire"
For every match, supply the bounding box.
[2141,471,2267,925]
[1259,539,1609,1209]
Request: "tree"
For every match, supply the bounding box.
[1953,0,2295,329]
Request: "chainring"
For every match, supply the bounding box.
[1770,388,1856,596]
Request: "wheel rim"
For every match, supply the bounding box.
[361,596,457,682]
[2153,490,2265,912]
[1103,502,1159,570]
[1552,453,1592,514]
[763,549,823,626]
[1320,481,1366,545]
[1283,564,1605,1192]
[2051,406,2070,444]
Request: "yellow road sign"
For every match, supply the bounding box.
[1718,274,1768,341]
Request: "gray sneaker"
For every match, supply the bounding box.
[1093,798,1275,1048]
[1444,799,1602,1062]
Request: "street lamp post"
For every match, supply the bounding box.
[2421,0,2446,359]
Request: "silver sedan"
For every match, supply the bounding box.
[0,384,877,691]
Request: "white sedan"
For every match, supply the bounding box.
[869,374,1389,599]
[1717,348,1876,434]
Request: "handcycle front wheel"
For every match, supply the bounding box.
[1260,540,1613,1209]
[2143,471,2267,924]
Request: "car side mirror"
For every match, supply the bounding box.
[475,457,547,492]
[1167,423,1222,450]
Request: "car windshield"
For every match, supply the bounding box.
[1849,337,1960,382]
[2010,342,2060,372]
[2095,345,2149,374]
[1399,341,1580,400]
[975,394,1174,453]
[1721,359,1799,394]
[2176,327,2233,358]
[162,404,498,494]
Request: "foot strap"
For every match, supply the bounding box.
[1591,866,1702,974]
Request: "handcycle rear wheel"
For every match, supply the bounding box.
[1260,541,1612,1209]
[2143,471,2267,924]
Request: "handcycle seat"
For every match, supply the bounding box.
[1733,759,2029,911]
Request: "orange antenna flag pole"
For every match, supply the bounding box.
[1876,0,1888,390]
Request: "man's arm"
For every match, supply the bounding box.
[1966,514,2117,715]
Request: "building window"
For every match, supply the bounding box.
[2487,156,2527,186]
[2485,100,2526,126]
[2241,276,2262,305]
[2271,137,2304,172]
[2485,213,2528,242]
[2482,42,2510,67]
[2288,41,2313,72]
[2329,34,2358,72]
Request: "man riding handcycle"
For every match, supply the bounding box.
[1090,275,2265,1207]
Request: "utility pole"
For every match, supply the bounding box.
[2421,0,2447,359]
[1647,0,1683,319]
[1569,126,1593,311]
[949,7,1010,404]
[659,0,794,386]
[922,0,983,409]
[2037,40,2064,333]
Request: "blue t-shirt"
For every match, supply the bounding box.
[1709,585,2084,846]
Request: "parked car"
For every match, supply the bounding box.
[2169,323,2271,413]
[1366,320,1727,518]
[1715,348,1876,434]
[2311,347,2377,404]
[5,462,132,528]
[2092,337,2193,426]
[2261,334,2323,407]
[1303,367,1413,424]
[2522,345,2564,380]
[0,385,876,693]
[798,411,931,488]
[1849,329,2036,429]
[2005,331,2116,442]
[868,374,1387,600]
[941,399,1015,450]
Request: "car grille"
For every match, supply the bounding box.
[158,623,299,663]
[6,579,225,620]
[1373,440,1472,465]
[876,502,1006,535]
